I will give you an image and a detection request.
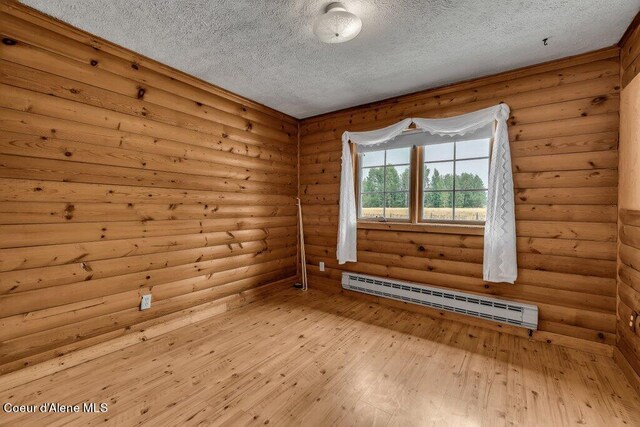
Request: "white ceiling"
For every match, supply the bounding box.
[21,0,640,118]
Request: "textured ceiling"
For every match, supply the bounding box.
[21,0,640,118]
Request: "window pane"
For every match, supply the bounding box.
[456,138,490,159]
[455,159,489,189]
[424,162,453,190]
[386,147,410,165]
[385,192,409,219]
[361,151,385,167]
[423,191,453,221]
[361,167,385,193]
[424,142,454,162]
[455,191,487,221]
[361,193,384,218]
[386,165,410,192]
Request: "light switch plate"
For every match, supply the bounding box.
[319,261,325,272]
[140,294,152,310]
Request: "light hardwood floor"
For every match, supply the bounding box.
[1,288,639,426]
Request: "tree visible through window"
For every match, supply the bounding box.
[357,136,490,224]
[359,148,411,220]
[422,139,489,222]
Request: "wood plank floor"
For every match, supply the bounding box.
[1,288,639,426]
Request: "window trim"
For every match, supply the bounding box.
[355,136,492,227]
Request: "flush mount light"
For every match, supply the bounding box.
[313,2,362,44]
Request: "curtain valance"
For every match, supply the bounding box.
[337,103,517,283]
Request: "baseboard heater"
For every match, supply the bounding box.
[342,272,538,330]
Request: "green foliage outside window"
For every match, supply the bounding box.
[361,166,486,208]
[423,167,487,208]
[361,166,410,208]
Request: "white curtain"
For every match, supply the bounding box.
[337,104,517,284]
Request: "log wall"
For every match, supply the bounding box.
[299,47,621,355]
[0,1,298,374]
[617,14,640,392]
[2,0,637,378]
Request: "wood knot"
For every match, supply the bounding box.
[591,96,606,105]
[2,38,16,45]
[131,63,139,70]
[64,151,72,157]
[137,87,146,99]
[90,59,98,66]
[64,204,75,220]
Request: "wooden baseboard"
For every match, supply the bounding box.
[0,277,296,393]
[310,282,614,357]
[614,347,640,396]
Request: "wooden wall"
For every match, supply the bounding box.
[299,47,621,355]
[617,15,640,391]
[0,1,298,374]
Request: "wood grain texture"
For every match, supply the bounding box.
[299,48,621,353]
[0,0,298,374]
[1,289,639,425]
[617,80,640,387]
[621,11,640,89]
[617,15,640,393]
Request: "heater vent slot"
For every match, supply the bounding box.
[342,273,538,330]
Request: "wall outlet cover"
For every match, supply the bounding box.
[319,261,325,272]
[140,294,152,310]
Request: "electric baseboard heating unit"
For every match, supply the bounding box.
[342,272,538,330]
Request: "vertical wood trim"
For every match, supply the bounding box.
[411,146,421,223]
[617,10,640,391]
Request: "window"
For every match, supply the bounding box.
[358,147,412,221]
[421,138,490,223]
[357,134,491,224]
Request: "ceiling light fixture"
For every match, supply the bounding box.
[313,2,362,44]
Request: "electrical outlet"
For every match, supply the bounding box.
[319,261,325,272]
[140,294,152,310]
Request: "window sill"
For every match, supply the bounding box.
[357,221,484,236]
